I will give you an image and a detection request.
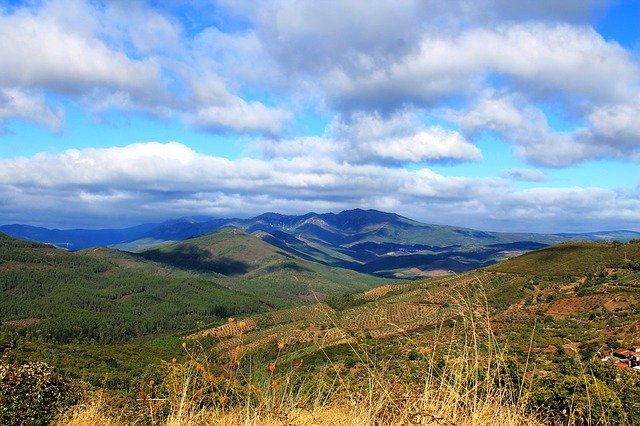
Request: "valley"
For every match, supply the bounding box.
[3,209,639,279]
[2,221,640,425]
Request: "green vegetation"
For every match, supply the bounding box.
[487,241,640,276]
[138,229,386,302]
[4,232,640,424]
[324,293,365,310]
[0,233,270,345]
[0,360,79,425]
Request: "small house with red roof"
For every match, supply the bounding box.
[603,345,640,370]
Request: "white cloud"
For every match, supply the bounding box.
[101,1,184,55]
[588,103,640,147]
[252,137,336,159]
[253,111,482,165]
[359,128,481,163]
[187,99,292,135]
[1,142,638,232]
[326,23,638,111]
[0,2,162,96]
[0,88,64,133]
[224,0,433,73]
[330,111,481,164]
[447,91,640,166]
[0,0,291,135]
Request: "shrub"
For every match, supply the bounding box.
[324,293,364,311]
[0,361,79,425]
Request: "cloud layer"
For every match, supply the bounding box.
[0,0,639,231]
[1,141,639,232]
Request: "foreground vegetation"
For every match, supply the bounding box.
[0,230,384,348]
[3,237,640,424]
[5,291,640,425]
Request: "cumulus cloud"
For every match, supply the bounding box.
[225,0,614,77]
[212,2,640,166]
[253,111,481,165]
[326,23,637,111]
[187,99,291,135]
[447,91,640,166]
[1,1,636,149]
[446,92,590,166]
[0,1,163,97]
[0,88,64,133]
[330,111,482,164]
[587,103,640,148]
[0,0,290,135]
[363,130,481,163]
[1,142,638,232]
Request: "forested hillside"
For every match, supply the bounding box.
[0,232,270,345]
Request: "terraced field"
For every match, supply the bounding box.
[361,283,413,300]
[184,242,640,376]
[191,274,473,357]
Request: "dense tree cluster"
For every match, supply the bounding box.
[0,235,269,345]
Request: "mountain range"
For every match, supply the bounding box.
[2,209,639,278]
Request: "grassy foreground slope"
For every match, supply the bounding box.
[50,240,640,425]
[4,239,640,424]
[139,240,638,425]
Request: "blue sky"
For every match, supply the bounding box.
[0,0,639,232]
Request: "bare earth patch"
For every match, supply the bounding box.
[3,318,41,327]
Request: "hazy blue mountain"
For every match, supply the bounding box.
[0,223,158,250]
[3,209,639,278]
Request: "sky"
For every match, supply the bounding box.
[0,0,639,233]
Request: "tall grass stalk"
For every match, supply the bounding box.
[58,279,551,425]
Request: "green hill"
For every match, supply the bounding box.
[139,228,387,302]
[0,232,270,345]
[487,241,640,276]
[0,228,386,346]
[190,240,640,367]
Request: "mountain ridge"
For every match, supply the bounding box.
[3,209,639,278]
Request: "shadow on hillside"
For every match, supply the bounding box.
[140,246,249,276]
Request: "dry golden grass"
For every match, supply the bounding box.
[56,396,121,426]
[59,398,535,426]
[57,279,545,426]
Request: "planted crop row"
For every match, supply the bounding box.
[361,283,413,301]
[189,318,257,339]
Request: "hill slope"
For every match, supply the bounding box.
[5,209,639,278]
[191,240,640,368]
[0,232,270,345]
[138,228,387,302]
[0,227,387,347]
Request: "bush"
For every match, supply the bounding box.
[529,359,640,425]
[324,293,364,311]
[0,361,79,425]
